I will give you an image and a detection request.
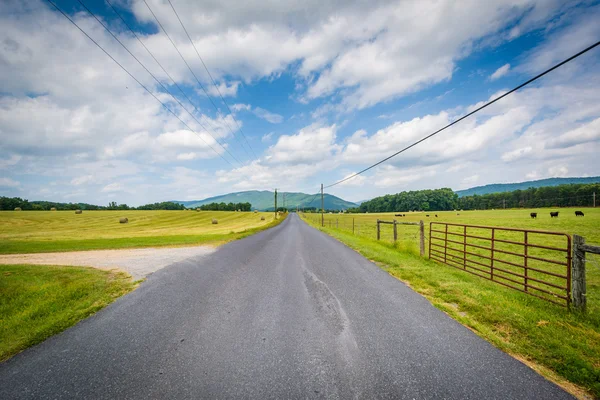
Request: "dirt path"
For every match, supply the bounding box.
[0,246,216,280]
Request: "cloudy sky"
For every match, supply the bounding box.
[1,0,599,206]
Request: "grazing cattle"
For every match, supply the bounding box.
[550,211,559,218]
[426,214,430,217]
[395,214,402,217]
[457,213,460,216]
[435,214,438,217]
[403,214,406,217]
[530,212,537,219]
[575,210,584,217]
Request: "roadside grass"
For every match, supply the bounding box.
[0,264,137,362]
[302,215,600,399]
[0,210,284,254]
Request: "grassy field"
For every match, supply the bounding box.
[0,210,282,254]
[301,209,600,398]
[308,208,600,308]
[0,264,137,361]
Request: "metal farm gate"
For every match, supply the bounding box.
[429,222,572,306]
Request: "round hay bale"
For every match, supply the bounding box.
[260,216,265,221]
[50,207,57,211]
[119,217,128,224]
[14,207,22,211]
[211,219,218,224]
[75,210,82,214]
[254,210,258,213]
[196,208,201,212]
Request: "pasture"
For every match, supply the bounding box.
[311,208,600,247]
[0,210,279,254]
[307,208,600,308]
[301,208,600,397]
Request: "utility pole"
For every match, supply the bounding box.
[274,189,277,218]
[321,183,324,227]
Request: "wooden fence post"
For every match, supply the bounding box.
[376,219,380,240]
[572,234,586,312]
[393,220,397,242]
[353,218,355,234]
[419,220,425,257]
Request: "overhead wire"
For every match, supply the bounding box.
[324,39,600,188]
[45,0,234,167]
[77,0,243,167]
[103,0,246,166]
[166,0,258,160]
[141,0,256,164]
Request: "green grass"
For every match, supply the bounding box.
[302,211,600,399]
[0,264,137,362]
[0,210,284,254]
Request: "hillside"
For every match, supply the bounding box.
[456,176,600,197]
[175,190,357,211]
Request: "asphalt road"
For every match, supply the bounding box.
[0,214,572,399]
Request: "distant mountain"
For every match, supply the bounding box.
[175,190,358,211]
[456,177,600,197]
[354,199,371,205]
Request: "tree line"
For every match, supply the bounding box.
[198,202,252,211]
[352,188,458,213]
[457,183,598,210]
[0,197,185,211]
[343,182,598,213]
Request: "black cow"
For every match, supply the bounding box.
[435,214,438,217]
[550,211,559,218]
[426,214,430,217]
[575,210,584,217]
[530,212,537,219]
[395,214,402,217]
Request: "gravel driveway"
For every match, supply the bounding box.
[0,246,216,280]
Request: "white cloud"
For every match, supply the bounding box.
[337,172,366,187]
[71,175,94,186]
[462,174,479,185]
[0,155,21,168]
[206,81,240,97]
[253,107,284,124]
[267,124,340,165]
[261,132,274,142]
[232,104,283,124]
[0,177,20,187]
[176,152,199,160]
[101,183,124,193]
[490,63,510,80]
[501,146,532,162]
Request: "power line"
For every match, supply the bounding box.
[45,0,233,167]
[77,0,243,167]
[141,0,255,163]
[104,0,247,166]
[324,40,600,189]
[166,0,258,160]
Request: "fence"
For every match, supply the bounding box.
[572,235,600,312]
[377,219,425,257]
[304,213,424,253]
[302,212,593,311]
[429,222,572,307]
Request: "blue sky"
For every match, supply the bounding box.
[1,0,599,205]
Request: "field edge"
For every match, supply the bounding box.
[299,213,598,400]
